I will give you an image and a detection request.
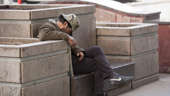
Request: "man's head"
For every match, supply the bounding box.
[57,14,80,34]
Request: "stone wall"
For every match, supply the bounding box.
[96,23,159,88]
[0,4,96,49]
[0,38,70,96]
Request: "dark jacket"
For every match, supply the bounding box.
[37,20,84,55]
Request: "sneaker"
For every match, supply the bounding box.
[109,75,133,85]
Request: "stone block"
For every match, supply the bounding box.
[96,23,159,86]
[0,5,95,20]
[97,23,158,56]
[97,23,158,36]
[132,74,159,88]
[111,62,135,77]
[0,38,70,83]
[132,50,159,80]
[107,83,132,96]
[0,74,70,96]
[71,74,94,96]
[106,50,159,80]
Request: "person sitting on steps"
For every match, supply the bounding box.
[37,14,133,96]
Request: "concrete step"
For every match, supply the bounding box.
[71,62,135,96]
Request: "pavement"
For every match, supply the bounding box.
[120,74,170,96]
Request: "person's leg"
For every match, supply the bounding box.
[72,55,105,96]
[84,46,133,93]
[84,46,117,78]
[72,46,133,96]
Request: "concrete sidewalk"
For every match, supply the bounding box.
[120,74,170,96]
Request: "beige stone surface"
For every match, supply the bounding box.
[97,33,158,56]
[0,4,95,20]
[71,74,94,96]
[97,23,158,36]
[30,5,95,19]
[22,75,70,96]
[0,58,21,83]
[106,50,159,80]
[21,52,70,83]
[0,39,70,83]
[0,22,31,37]
[0,10,30,20]
[107,83,132,96]
[0,75,69,96]
[133,50,159,80]
[73,14,96,48]
[97,36,131,55]
[20,40,68,57]
[0,40,67,57]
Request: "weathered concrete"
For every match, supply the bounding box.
[96,23,159,88]
[97,23,158,56]
[0,4,96,48]
[0,38,70,96]
[0,74,70,96]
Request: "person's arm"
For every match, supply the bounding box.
[38,23,70,41]
[68,36,85,61]
[38,23,85,61]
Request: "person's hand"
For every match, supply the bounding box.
[77,52,84,61]
[68,36,77,46]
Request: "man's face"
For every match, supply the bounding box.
[57,21,72,34]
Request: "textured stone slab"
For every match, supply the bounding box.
[132,74,159,88]
[0,37,39,44]
[0,39,70,83]
[0,75,70,96]
[30,5,95,19]
[106,50,159,80]
[0,4,95,20]
[107,83,132,96]
[132,50,159,80]
[21,52,70,83]
[0,21,31,37]
[111,62,135,77]
[73,14,96,48]
[97,36,131,55]
[97,23,158,36]
[71,74,94,96]
[0,39,67,57]
[97,23,158,56]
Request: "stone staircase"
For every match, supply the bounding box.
[71,62,135,96]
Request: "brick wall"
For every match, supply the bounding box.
[158,24,170,73]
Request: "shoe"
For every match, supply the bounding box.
[109,75,133,85]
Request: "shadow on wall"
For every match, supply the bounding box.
[114,0,136,3]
